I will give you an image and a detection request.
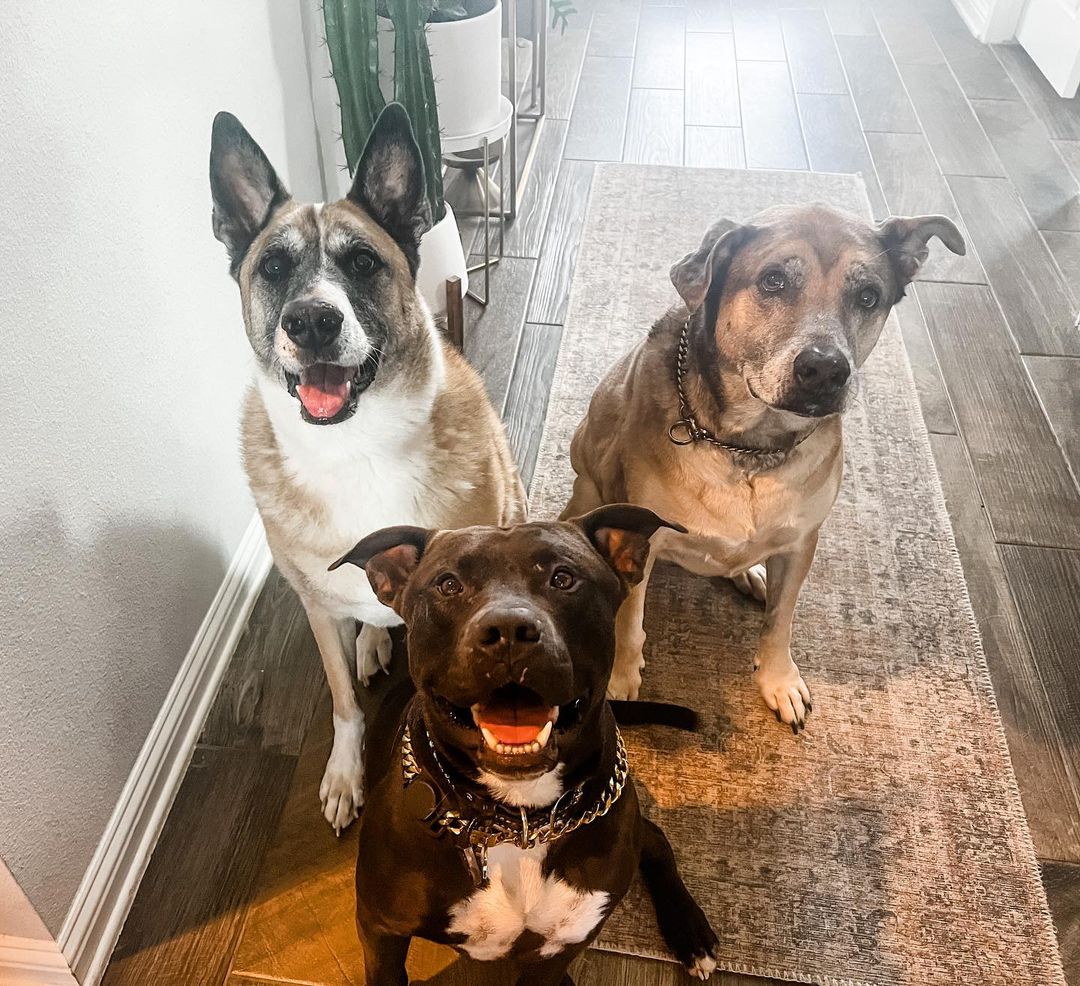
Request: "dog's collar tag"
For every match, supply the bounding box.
[402,776,439,823]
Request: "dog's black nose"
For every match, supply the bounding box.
[793,344,850,395]
[471,607,543,651]
[282,300,344,350]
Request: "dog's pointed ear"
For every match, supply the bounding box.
[348,103,432,270]
[671,220,754,323]
[209,112,289,274]
[876,214,966,288]
[329,525,433,613]
[573,504,687,588]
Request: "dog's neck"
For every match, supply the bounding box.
[681,308,820,455]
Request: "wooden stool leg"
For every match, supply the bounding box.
[445,275,464,352]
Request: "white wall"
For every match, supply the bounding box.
[0,1,322,934]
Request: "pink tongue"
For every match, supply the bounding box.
[297,364,350,419]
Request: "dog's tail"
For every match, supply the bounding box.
[610,700,699,732]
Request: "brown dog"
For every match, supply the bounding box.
[562,204,965,728]
[334,507,719,985]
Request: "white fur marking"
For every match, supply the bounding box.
[253,318,448,626]
[477,767,564,807]
[320,712,365,833]
[689,954,718,980]
[448,843,609,961]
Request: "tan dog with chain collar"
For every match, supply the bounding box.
[562,204,965,729]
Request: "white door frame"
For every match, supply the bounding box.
[951,0,1027,42]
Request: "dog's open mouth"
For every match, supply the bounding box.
[471,684,559,757]
[432,683,586,770]
[285,357,378,425]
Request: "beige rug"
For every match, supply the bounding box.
[528,165,1066,986]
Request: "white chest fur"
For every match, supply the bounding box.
[447,843,609,961]
[253,350,467,623]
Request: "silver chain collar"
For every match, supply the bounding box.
[668,314,813,467]
[401,723,629,885]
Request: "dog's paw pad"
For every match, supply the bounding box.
[356,624,393,687]
[731,565,767,602]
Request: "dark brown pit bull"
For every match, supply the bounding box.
[331,507,719,985]
[562,204,965,729]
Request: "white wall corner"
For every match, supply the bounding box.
[56,513,273,986]
[0,937,80,986]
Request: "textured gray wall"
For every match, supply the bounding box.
[0,1,322,933]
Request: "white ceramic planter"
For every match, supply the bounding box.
[378,2,504,143]
[416,202,468,314]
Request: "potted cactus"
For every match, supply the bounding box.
[377,0,504,147]
[322,0,468,312]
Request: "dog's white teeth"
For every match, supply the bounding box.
[536,721,553,747]
[495,742,507,755]
[480,727,499,751]
[528,741,541,754]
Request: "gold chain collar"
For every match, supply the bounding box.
[401,722,629,884]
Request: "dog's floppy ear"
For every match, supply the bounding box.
[574,504,687,588]
[329,525,433,613]
[348,103,432,272]
[876,214,966,289]
[670,219,752,310]
[209,112,289,274]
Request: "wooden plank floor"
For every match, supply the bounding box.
[108,0,1080,982]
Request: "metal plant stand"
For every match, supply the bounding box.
[443,0,549,314]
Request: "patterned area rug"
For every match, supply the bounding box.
[528,164,1065,986]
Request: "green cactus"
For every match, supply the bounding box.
[323,0,446,224]
[322,0,384,173]
[386,0,446,223]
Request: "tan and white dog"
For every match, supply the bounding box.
[210,104,525,830]
[563,205,964,729]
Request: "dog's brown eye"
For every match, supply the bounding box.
[260,253,289,281]
[760,270,786,293]
[350,250,378,276]
[550,568,575,590]
[437,574,463,597]
[857,286,879,309]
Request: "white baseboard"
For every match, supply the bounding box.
[0,937,79,986]
[57,513,273,986]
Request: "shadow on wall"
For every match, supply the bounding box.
[0,501,228,934]
[267,0,329,201]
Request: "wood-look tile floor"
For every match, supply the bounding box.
[106,0,1080,982]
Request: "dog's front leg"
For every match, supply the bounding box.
[608,550,657,701]
[638,817,719,980]
[754,530,817,731]
[306,605,366,832]
[514,944,587,986]
[356,927,409,986]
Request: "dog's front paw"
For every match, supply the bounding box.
[753,658,812,732]
[319,713,365,834]
[671,904,719,980]
[356,623,392,687]
[606,663,643,701]
[730,564,766,602]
